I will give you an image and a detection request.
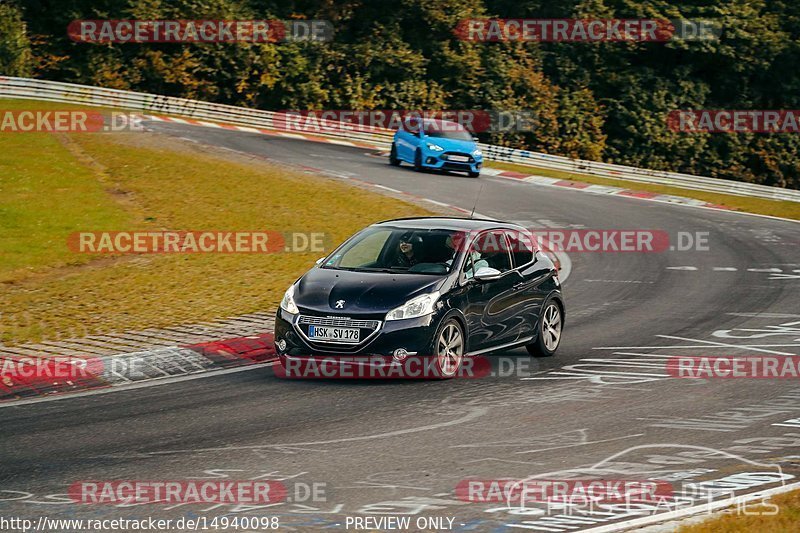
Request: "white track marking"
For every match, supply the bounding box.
[657,334,796,356]
[728,312,800,318]
[594,344,800,350]
[372,184,401,193]
[0,362,278,409]
[770,273,800,280]
[713,267,737,271]
[666,266,698,270]
[422,198,450,207]
[147,407,488,454]
[513,433,645,455]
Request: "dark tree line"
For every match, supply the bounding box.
[3,0,799,189]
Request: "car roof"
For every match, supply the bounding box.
[372,217,525,232]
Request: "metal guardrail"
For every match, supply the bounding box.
[2,76,798,203]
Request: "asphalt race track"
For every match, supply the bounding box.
[2,122,799,532]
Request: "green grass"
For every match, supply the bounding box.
[0,130,134,281]
[486,160,800,220]
[0,99,432,344]
[678,489,800,532]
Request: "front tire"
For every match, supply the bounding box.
[413,149,423,172]
[526,299,563,357]
[434,318,464,378]
[389,144,401,166]
[468,170,480,178]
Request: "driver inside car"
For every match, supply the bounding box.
[392,233,423,268]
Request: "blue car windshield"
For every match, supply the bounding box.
[322,227,464,275]
[425,128,473,141]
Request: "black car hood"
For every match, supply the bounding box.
[295,267,446,315]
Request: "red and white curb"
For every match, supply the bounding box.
[0,311,281,404]
[0,333,276,404]
[480,167,733,211]
[142,114,386,150]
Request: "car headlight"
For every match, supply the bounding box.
[280,284,299,315]
[472,149,482,157]
[426,142,444,152]
[386,291,440,321]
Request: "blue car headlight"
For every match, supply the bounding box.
[472,149,482,158]
[426,142,444,152]
[386,291,440,321]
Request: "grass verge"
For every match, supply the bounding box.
[0,100,432,344]
[678,488,800,532]
[486,160,800,221]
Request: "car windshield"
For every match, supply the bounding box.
[423,122,474,141]
[322,226,464,275]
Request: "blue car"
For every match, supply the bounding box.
[390,119,483,177]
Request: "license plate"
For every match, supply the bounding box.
[448,155,469,162]
[308,325,360,343]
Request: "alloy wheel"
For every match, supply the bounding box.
[541,303,562,351]
[436,321,463,377]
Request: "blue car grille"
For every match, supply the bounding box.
[441,152,474,163]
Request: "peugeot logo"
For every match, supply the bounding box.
[335,300,346,309]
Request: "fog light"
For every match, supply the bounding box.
[276,338,287,352]
[393,348,409,362]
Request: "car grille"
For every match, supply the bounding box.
[298,315,380,330]
[296,315,382,350]
[442,152,474,163]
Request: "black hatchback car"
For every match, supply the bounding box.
[274,217,564,377]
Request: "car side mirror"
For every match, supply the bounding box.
[474,266,502,281]
[315,257,325,265]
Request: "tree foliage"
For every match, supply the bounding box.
[3,0,798,188]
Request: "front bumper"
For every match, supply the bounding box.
[274,308,440,358]
[422,150,482,172]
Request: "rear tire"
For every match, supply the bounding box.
[389,144,401,166]
[413,149,423,172]
[526,299,563,357]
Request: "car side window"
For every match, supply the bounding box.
[506,230,535,268]
[402,119,420,137]
[472,231,512,273]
